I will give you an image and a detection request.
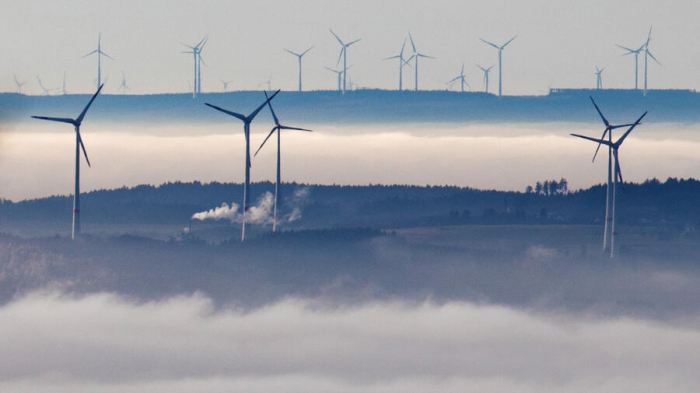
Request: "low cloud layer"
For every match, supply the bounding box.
[1,292,699,393]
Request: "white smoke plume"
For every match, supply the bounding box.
[192,192,274,224]
[285,186,311,223]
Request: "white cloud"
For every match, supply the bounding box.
[0,291,699,392]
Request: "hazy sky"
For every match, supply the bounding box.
[2,0,699,95]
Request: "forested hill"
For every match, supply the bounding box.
[1,178,698,231]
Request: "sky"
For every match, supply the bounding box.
[1,0,699,96]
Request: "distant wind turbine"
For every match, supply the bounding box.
[475,64,494,94]
[480,35,517,97]
[616,41,645,90]
[204,90,280,241]
[449,63,470,93]
[330,29,361,94]
[595,67,604,90]
[14,75,26,94]
[61,71,67,95]
[407,32,435,91]
[220,78,233,92]
[254,91,312,232]
[586,97,638,253]
[285,46,313,92]
[571,110,646,258]
[36,75,57,96]
[83,33,113,90]
[642,27,661,97]
[119,71,130,94]
[181,35,208,98]
[31,84,104,239]
[383,38,412,91]
[324,66,351,91]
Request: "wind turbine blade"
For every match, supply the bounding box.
[591,129,608,162]
[408,32,417,53]
[329,29,344,45]
[181,50,195,54]
[82,50,98,58]
[418,53,434,59]
[480,38,499,49]
[78,132,91,167]
[76,84,104,124]
[180,42,196,50]
[324,66,339,73]
[195,35,208,49]
[205,103,247,122]
[280,126,312,132]
[475,64,486,71]
[285,49,300,57]
[101,51,114,60]
[248,89,280,121]
[609,123,635,130]
[570,133,611,145]
[347,38,361,46]
[449,76,461,83]
[254,127,277,157]
[264,91,280,125]
[501,36,517,49]
[31,116,76,125]
[336,48,344,66]
[301,46,314,56]
[647,50,662,65]
[615,44,635,53]
[461,63,465,75]
[405,54,415,64]
[384,55,400,61]
[616,112,647,145]
[199,37,209,51]
[400,38,406,56]
[589,96,610,127]
[615,153,624,184]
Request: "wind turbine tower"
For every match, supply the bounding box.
[204,90,280,241]
[285,47,313,92]
[595,67,604,90]
[383,39,411,91]
[571,110,646,258]
[330,29,361,94]
[182,35,208,98]
[30,85,104,239]
[408,32,435,91]
[254,92,312,232]
[83,33,113,90]
[616,41,645,90]
[480,36,516,97]
[475,64,494,94]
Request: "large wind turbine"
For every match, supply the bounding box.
[14,75,26,94]
[642,27,661,97]
[31,84,104,239]
[475,64,494,94]
[330,29,360,94]
[220,78,233,92]
[204,90,280,241]
[571,111,646,258]
[616,41,645,90]
[83,33,113,90]
[595,67,604,90]
[285,47,313,92]
[480,36,516,97]
[182,35,208,98]
[383,38,412,91]
[449,63,470,93]
[586,97,637,253]
[407,32,434,91]
[254,92,312,232]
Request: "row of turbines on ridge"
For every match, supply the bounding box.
[14,27,661,97]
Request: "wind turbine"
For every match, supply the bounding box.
[449,63,470,93]
[595,67,604,90]
[31,84,104,239]
[571,111,646,258]
[407,32,434,91]
[61,71,68,95]
[475,64,494,94]
[181,35,208,98]
[220,78,233,92]
[36,76,57,96]
[383,38,412,91]
[330,29,361,94]
[254,91,312,232]
[285,46,313,92]
[198,38,208,95]
[119,71,130,94]
[616,41,645,90]
[480,36,517,97]
[642,27,661,97]
[14,75,26,94]
[324,66,350,91]
[586,97,638,253]
[83,33,113,90]
[204,89,280,241]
